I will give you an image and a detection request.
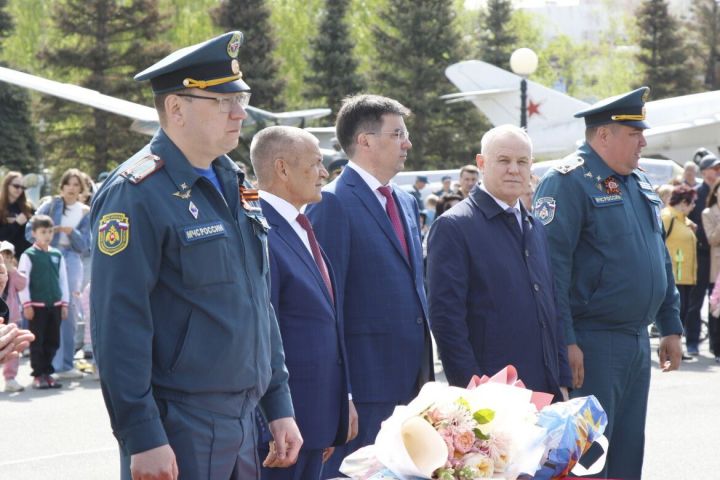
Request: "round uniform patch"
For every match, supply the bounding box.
[98,213,129,256]
[227,32,242,58]
[534,197,556,225]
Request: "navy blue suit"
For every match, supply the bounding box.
[256,199,350,480]
[306,166,432,478]
[427,187,571,398]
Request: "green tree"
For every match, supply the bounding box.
[160,0,216,48]
[692,0,720,89]
[477,0,517,70]
[636,0,698,98]
[38,0,169,179]
[268,0,322,108]
[304,0,364,116]
[371,0,487,170]
[211,0,285,111]
[0,0,40,173]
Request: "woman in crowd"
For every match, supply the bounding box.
[0,171,34,258]
[703,180,720,362]
[434,192,464,217]
[661,185,698,357]
[28,168,91,379]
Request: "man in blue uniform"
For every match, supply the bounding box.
[534,87,683,479]
[91,32,301,480]
[250,126,358,480]
[427,125,571,401]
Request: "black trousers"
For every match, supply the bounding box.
[685,250,710,346]
[28,306,62,377]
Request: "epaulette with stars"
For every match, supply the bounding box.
[553,155,584,175]
[121,154,165,184]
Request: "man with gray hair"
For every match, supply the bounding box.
[427,124,571,400]
[251,126,357,480]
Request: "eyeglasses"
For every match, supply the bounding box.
[175,92,251,113]
[10,184,25,191]
[366,130,411,142]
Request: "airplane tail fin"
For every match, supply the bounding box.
[443,60,589,133]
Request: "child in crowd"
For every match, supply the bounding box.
[1,241,27,392]
[18,215,69,389]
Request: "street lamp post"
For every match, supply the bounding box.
[510,48,538,129]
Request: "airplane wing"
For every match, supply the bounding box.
[246,106,331,126]
[0,66,331,136]
[440,88,516,103]
[0,65,159,134]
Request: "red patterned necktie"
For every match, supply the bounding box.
[377,185,409,259]
[296,213,334,302]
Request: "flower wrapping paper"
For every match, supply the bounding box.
[339,366,607,480]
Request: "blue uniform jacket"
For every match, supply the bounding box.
[257,200,350,449]
[90,129,293,456]
[427,187,571,396]
[534,143,683,343]
[306,166,432,404]
[27,196,91,255]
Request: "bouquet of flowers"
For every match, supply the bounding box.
[420,394,522,479]
[338,366,607,480]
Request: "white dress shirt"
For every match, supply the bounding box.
[258,190,312,255]
[479,184,523,230]
[346,161,392,209]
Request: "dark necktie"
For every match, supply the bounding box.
[377,185,409,259]
[504,207,523,238]
[296,213,334,302]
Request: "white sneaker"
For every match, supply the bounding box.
[55,368,84,379]
[4,379,25,392]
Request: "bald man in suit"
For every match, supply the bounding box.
[251,126,357,480]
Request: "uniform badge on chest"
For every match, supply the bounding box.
[189,201,199,219]
[604,176,621,195]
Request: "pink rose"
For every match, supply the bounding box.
[453,430,476,454]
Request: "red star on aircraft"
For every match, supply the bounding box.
[527,99,542,117]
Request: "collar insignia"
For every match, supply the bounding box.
[173,189,192,199]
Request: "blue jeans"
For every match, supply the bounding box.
[52,248,83,372]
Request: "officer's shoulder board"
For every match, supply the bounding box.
[121,154,165,184]
[632,168,655,191]
[553,155,584,175]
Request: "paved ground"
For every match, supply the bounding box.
[1,337,718,479]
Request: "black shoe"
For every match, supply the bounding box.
[32,376,49,390]
[45,375,63,389]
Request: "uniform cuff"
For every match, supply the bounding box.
[565,327,577,345]
[258,389,294,423]
[116,417,168,456]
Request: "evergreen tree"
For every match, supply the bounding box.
[304,0,365,116]
[692,0,720,89]
[478,0,517,70]
[636,0,698,98]
[211,0,285,111]
[38,0,169,178]
[0,0,41,174]
[371,0,487,170]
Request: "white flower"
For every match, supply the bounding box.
[486,432,512,472]
[461,452,494,478]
